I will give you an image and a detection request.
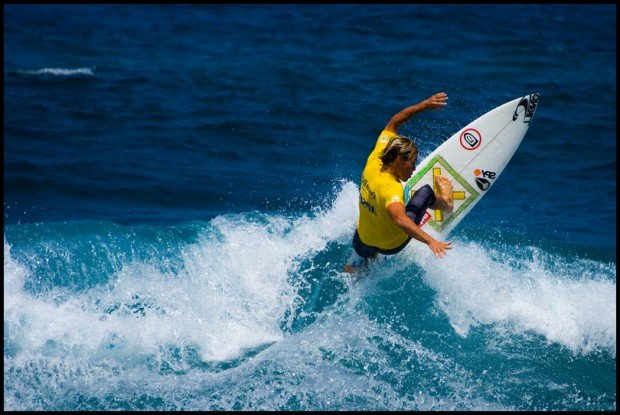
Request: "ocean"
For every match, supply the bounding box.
[3,4,616,411]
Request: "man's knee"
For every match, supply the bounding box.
[406,184,436,225]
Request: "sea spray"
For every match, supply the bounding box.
[4,182,616,410]
[410,241,616,355]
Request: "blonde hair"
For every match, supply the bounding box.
[380,136,418,165]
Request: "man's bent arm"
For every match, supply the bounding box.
[386,202,452,258]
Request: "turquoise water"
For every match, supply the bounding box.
[4,4,616,410]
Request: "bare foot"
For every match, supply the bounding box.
[434,175,454,212]
[343,264,357,273]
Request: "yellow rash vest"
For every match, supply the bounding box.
[356,130,409,250]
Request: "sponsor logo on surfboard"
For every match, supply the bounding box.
[512,93,539,124]
[474,168,496,179]
[475,177,490,191]
[419,211,431,227]
[459,128,482,150]
[473,168,495,191]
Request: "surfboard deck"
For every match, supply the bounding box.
[404,93,540,238]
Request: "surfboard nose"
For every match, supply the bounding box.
[512,93,539,124]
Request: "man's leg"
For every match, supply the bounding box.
[344,230,379,274]
[344,250,367,274]
[406,184,435,225]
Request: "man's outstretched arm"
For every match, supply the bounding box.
[384,92,448,133]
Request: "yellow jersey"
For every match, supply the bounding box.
[357,130,409,250]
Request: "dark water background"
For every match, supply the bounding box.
[4,4,616,411]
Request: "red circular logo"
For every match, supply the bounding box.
[460,128,482,150]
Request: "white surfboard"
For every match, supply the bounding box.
[403,93,540,238]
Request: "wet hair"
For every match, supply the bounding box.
[380,135,418,165]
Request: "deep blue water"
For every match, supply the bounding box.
[4,4,616,411]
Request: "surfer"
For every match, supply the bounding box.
[344,92,454,274]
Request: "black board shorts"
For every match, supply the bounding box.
[352,184,436,260]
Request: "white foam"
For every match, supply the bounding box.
[4,180,615,369]
[3,181,360,366]
[409,241,616,354]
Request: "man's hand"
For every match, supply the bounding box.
[427,239,452,258]
[423,92,448,110]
